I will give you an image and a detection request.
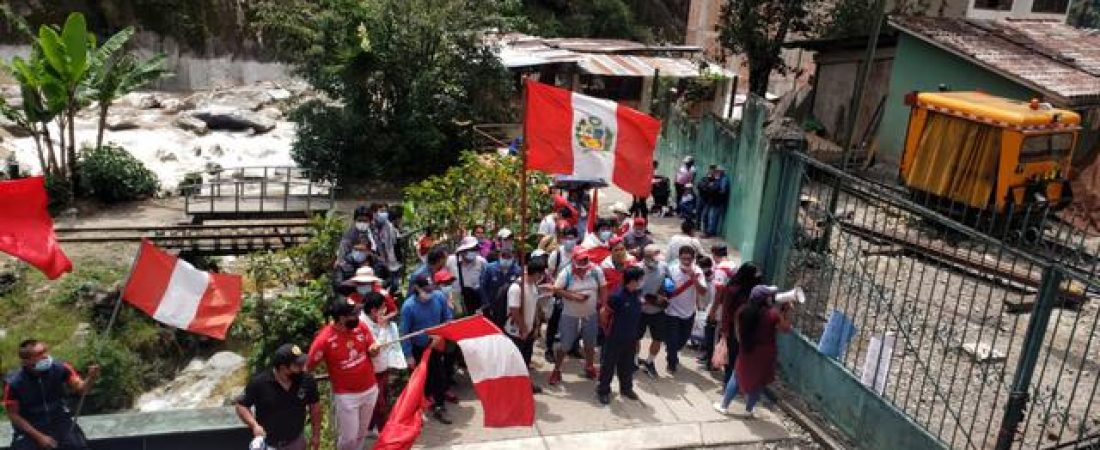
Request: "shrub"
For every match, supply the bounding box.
[79,144,160,203]
[44,173,73,216]
[287,212,347,280]
[245,278,330,373]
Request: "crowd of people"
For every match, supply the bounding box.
[3,185,794,450]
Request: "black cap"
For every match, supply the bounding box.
[712,242,728,251]
[273,343,308,367]
[411,273,433,289]
[329,298,357,318]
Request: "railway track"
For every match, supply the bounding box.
[55,219,315,256]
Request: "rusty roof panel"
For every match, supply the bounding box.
[890,16,1100,105]
[578,54,733,78]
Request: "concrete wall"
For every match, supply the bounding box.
[877,34,1036,167]
[0,43,294,91]
[0,407,251,450]
[777,333,948,450]
[811,46,896,142]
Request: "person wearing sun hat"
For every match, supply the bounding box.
[445,236,487,315]
[344,266,397,320]
[547,248,607,385]
[237,343,321,450]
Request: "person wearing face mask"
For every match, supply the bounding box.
[479,246,522,329]
[580,219,615,265]
[343,267,397,324]
[337,205,378,264]
[544,226,579,361]
[306,299,381,450]
[3,339,99,450]
[400,275,454,424]
[333,238,382,289]
[663,246,707,374]
[547,249,607,385]
[236,344,321,450]
[369,203,402,292]
[505,258,550,394]
[597,266,646,405]
[445,236,487,316]
[636,245,669,378]
[359,293,407,438]
[493,228,515,262]
[622,217,653,259]
[609,202,631,235]
[599,237,638,294]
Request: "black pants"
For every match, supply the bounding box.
[544,300,563,354]
[674,183,687,211]
[724,335,740,385]
[510,334,535,366]
[664,314,695,370]
[413,344,448,408]
[11,418,88,450]
[701,320,717,366]
[630,196,648,219]
[461,287,480,316]
[598,338,638,395]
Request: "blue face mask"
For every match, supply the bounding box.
[375,212,389,224]
[499,258,513,268]
[351,251,367,263]
[441,286,453,297]
[599,231,613,243]
[562,239,577,251]
[463,252,477,262]
[33,356,52,373]
[356,286,371,295]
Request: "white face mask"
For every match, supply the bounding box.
[355,222,369,232]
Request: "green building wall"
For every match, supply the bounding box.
[877,34,1038,167]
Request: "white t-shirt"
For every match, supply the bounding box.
[505,280,541,337]
[708,260,739,318]
[548,247,574,277]
[538,215,557,236]
[667,235,703,263]
[665,262,706,319]
[445,254,486,289]
[554,267,606,318]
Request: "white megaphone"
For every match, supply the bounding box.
[775,287,805,305]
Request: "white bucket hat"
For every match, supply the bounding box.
[457,236,480,252]
[349,267,382,284]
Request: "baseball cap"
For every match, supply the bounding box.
[411,273,434,289]
[750,285,779,301]
[433,269,456,285]
[457,236,479,252]
[497,228,513,239]
[330,298,357,317]
[572,249,592,269]
[633,217,647,227]
[272,343,308,367]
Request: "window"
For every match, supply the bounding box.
[1032,0,1069,13]
[1020,133,1074,162]
[974,0,1013,10]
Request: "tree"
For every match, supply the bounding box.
[1069,0,1100,28]
[87,30,170,150]
[36,12,94,186]
[717,0,814,96]
[254,0,517,182]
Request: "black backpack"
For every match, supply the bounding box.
[487,275,518,329]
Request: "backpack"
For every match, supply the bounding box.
[487,273,518,329]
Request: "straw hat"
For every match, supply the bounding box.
[349,267,382,284]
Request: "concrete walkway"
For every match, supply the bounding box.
[414,187,797,449]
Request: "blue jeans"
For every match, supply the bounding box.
[721,372,740,408]
[702,204,725,236]
[664,314,694,370]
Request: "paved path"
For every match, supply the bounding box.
[414,186,799,449]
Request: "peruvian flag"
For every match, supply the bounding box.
[430,316,535,427]
[0,177,72,279]
[121,240,242,339]
[525,79,661,197]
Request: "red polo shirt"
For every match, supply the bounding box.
[307,323,377,394]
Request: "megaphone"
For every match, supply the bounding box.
[775,287,805,305]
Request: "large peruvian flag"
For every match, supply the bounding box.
[121,240,242,339]
[373,347,433,450]
[430,316,535,427]
[525,79,661,197]
[0,177,72,279]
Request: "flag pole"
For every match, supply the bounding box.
[518,76,530,317]
[376,314,485,348]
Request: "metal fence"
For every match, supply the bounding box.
[766,150,1100,450]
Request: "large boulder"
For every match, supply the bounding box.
[106,115,141,131]
[174,115,209,135]
[190,109,276,134]
[161,97,195,114]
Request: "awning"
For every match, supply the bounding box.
[578,54,734,78]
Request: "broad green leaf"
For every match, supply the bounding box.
[93,26,134,70]
[61,13,89,80]
[37,26,66,76]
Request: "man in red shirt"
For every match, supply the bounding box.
[307,299,381,450]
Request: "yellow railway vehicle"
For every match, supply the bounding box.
[900,91,1080,237]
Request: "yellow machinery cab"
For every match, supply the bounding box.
[901,91,1080,215]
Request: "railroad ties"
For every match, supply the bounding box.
[55,220,315,257]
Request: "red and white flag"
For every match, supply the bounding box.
[0,177,72,279]
[121,240,242,339]
[524,79,661,197]
[430,316,535,427]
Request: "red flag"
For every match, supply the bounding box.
[430,316,535,427]
[524,79,661,197]
[0,177,72,279]
[121,240,242,339]
[373,347,432,450]
[587,189,599,233]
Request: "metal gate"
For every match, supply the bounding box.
[766,150,1100,450]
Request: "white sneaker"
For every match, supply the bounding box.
[712,402,729,415]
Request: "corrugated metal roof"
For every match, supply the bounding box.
[890,16,1100,106]
[578,54,734,78]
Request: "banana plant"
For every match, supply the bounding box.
[35,12,95,183]
[0,54,65,176]
[86,26,170,150]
